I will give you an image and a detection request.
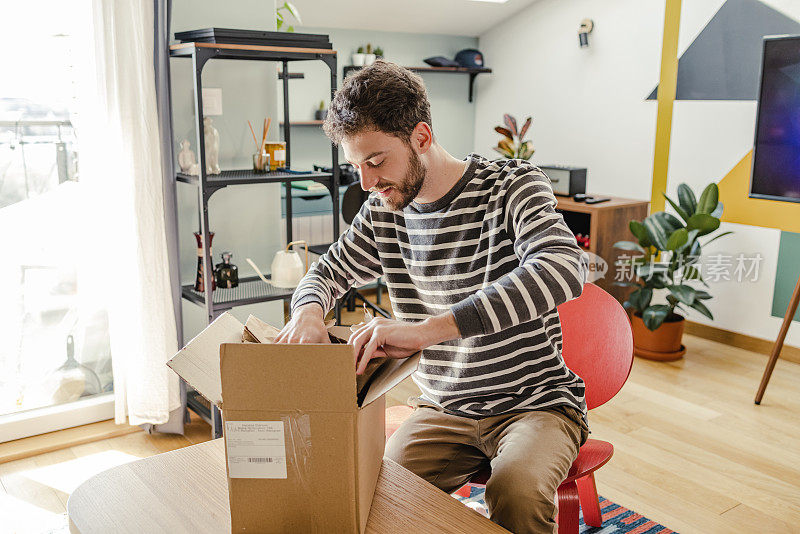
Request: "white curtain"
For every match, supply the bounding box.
[75,0,180,425]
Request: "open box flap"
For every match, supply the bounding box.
[327,325,352,342]
[244,314,282,343]
[360,352,422,407]
[327,325,422,407]
[167,312,244,407]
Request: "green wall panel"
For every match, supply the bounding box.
[772,231,800,323]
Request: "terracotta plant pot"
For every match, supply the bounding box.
[630,313,686,361]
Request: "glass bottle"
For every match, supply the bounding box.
[44,335,102,405]
[214,251,239,288]
[193,231,216,292]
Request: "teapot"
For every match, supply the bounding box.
[270,240,309,288]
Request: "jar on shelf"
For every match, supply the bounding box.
[214,251,239,288]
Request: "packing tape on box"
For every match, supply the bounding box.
[225,410,312,487]
[283,410,313,493]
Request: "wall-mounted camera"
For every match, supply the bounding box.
[579,19,594,48]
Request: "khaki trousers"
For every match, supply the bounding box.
[385,399,586,534]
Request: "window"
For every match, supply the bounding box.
[0,1,114,440]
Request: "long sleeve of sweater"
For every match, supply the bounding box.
[450,170,588,338]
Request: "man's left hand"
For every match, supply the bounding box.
[348,312,461,375]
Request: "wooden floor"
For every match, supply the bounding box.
[3,291,800,533]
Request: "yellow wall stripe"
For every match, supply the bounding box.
[718,151,800,233]
[651,0,682,213]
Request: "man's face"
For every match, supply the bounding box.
[342,130,427,211]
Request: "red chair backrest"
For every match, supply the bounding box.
[556,283,633,410]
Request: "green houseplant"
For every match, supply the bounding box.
[494,114,534,160]
[352,46,366,66]
[276,1,301,32]
[613,182,732,360]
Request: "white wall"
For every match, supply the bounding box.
[475,0,800,347]
[475,0,664,200]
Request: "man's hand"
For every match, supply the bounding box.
[348,312,461,375]
[274,303,331,344]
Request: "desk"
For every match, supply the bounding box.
[554,195,649,303]
[67,438,507,533]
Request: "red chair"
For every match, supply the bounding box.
[385,283,634,533]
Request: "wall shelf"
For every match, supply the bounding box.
[343,65,492,102]
[278,120,324,127]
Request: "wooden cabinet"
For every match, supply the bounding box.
[555,196,649,303]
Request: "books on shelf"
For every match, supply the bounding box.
[174,28,332,49]
[291,180,327,192]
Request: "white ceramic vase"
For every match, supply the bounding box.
[352,53,366,66]
[203,116,221,175]
[363,53,377,66]
[177,139,196,173]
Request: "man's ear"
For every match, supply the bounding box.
[409,122,433,154]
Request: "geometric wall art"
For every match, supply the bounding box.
[648,0,800,101]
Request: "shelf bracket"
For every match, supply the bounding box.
[468,72,479,103]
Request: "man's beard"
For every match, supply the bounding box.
[378,149,426,211]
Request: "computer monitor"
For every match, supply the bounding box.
[750,35,800,203]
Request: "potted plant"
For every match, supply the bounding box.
[352,46,366,66]
[314,100,327,121]
[613,183,732,361]
[364,43,377,65]
[276,1,301,32]
[374,46,384,59]
[493,114,535,160]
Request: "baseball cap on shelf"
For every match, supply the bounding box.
[424,56,461,68]
[454,49,485,68]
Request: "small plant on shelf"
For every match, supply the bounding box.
[314,100,328,121]
[276,1,301,32]
[613,182,732,361]
[493,114,534,160]
[353,46,367,66]
[374,46,384,58]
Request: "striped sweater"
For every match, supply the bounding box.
[291,153,588,418]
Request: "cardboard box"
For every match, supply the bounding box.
[167,312,421,533]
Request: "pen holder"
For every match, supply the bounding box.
[253,152,270,173]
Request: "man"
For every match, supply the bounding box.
[275,61,589,533]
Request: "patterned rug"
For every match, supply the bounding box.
[454,486,677,533]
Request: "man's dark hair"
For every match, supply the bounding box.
[323,61,432,145]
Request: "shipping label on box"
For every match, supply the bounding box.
[225,421,287,479]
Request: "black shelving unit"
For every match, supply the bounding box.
[343,65,492,102]
[169,41,340,437]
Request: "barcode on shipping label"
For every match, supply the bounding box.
[225,421,287,479]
